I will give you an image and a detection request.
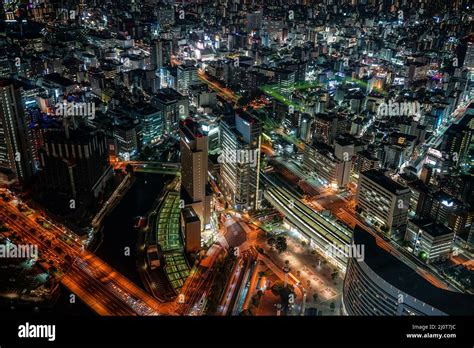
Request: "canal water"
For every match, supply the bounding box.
[23,172,172,317]
[95,172,172,286]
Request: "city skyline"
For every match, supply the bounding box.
[0,0,473,346]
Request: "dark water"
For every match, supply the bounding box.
[95,172,171,286]
[19,173,171,317]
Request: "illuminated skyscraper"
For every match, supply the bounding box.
[356,169,411,239]
[180,118,211,231]
[220,111,261,212]
[177,62,199,95]
[0,79,33,184]
[151,39,172,70]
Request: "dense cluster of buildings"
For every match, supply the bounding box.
[0,0,472,315]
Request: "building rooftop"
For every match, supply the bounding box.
[334,136,356,147]
[182,207,200,223]
[356,149,379,162]
[310,140,334,154]
[353,226,474,315]
[43,73,75,87]
[408,218,454,238]
[154,88,184,104]
[180,118,204,139]
[361,169,410,195]
[431,191,464,210]
[133,104,160,116]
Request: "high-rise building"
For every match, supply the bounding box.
[312,113,338,145]
[188,83,217,109]
[113,120,139,160]
[299,113,313,142]
[356,169,411,239]
[0,55,11,79]
[352,150,381,175]
[275,69,295,97]
[151,39,172,70]
[36,124,112,213]
[132,105,163,146]
[467,222,474,251]
[441,114,473,168]
[303,141,351,189]
[407,180,430,218]
[419,163,434,185]
[464,42,474,70]
[180,206,201,253]
[152,88,188,134]
[0,79,33,185]
[177,62,199,95]
[219,112,261,212]
[342,226,474,316]
[180,118,211,231]
[419,191,470,236]
[404,218,454,263]
[246,11,263,30]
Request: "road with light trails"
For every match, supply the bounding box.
[0,195,179,316]
[197,69,240,104]
[410,98,473,170]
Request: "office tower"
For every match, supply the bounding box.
[131,105,163,146]
[113,121,139,159]
[464,42,474,70]
[419,163,433,185]
[220,111,261,212]
[0,55,11,78]
[299,113,313,142]
[342,226,474,316]
[152,88,189,134]
[0,78,33,184]
[419,191,469,236]
[303,141,351,189]
[404,218,454,263]
[352,150,381,175]
[180,118,208,203]
[312,113,338,145]
[356,169,411,239]
[180,118,211,231]
[181,207,201,253]
[177,62,199,95]
[151,39,172,70]
[441,114,473,168]
[275,69,295,97]
[246,11,263,30]
[36,123,112,212]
